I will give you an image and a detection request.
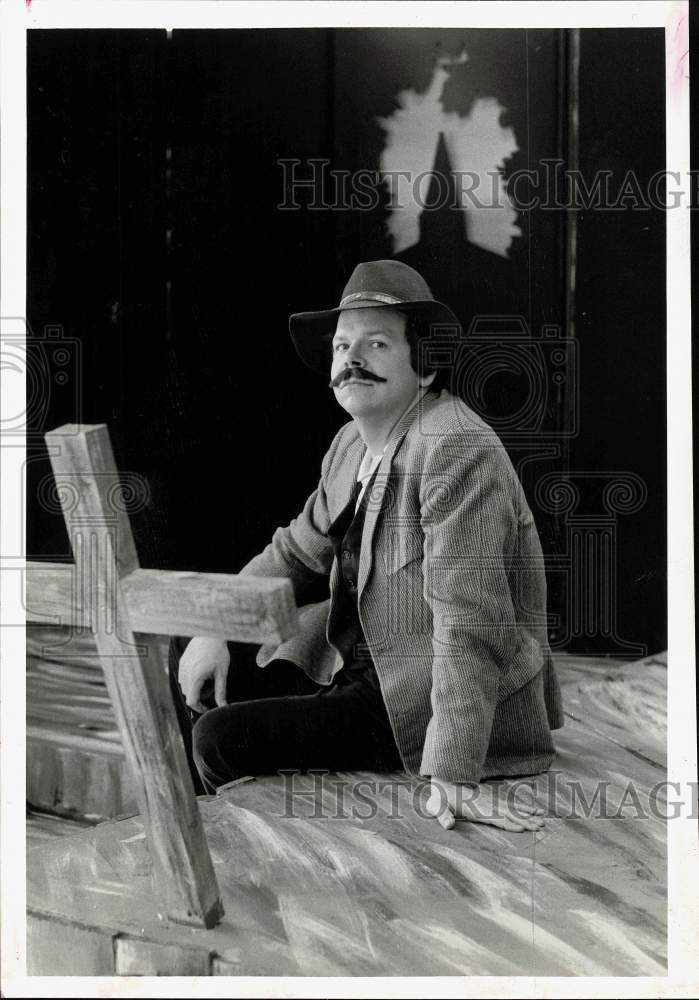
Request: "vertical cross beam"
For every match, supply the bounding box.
[45,424,223,928]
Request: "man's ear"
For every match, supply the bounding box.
[418,370,437,388]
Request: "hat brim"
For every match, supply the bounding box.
[289,299,461,374]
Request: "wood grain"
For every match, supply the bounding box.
[27,653,668,977]
[27,911,116,976]
[27,624,137,819]
[115,937,212,976]
[122,568,298,644]
[25,562,77,627]
[26,808,95,851]
[26,563,299,645]
[45,424,223,928]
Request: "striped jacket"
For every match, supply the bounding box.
[240,389,563,783]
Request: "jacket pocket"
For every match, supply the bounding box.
[383,528,424,575]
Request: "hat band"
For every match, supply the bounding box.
[339,291,403,308]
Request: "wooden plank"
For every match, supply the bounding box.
[45,424,140,577]
[27,910,116,975]
[45,424,223,928]
[27,727,123,755]
[26,742,62,815]
[27,624,135,820]
[122,569,299,643]
[26,562,299,644]
[28,622,169,675]
[212,933,303,976]
[25,562,78,627]
[27,736,134,821]
[27,620,126,670]
[115,937,212,976]
[27,808,95,851]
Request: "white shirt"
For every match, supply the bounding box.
[352,391,426,511]
[355,448,384,511]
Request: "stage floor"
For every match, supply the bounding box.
[26,649,667,977]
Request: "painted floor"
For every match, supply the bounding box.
[26,650,667,977]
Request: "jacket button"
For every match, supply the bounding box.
[342,549,352,560]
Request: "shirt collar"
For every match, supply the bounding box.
[353,387,434,484]
[356,447,384,485]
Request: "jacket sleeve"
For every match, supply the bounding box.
[418,434,520,784]
[237,437,338,607]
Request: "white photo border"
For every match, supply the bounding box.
[1,1,694,996]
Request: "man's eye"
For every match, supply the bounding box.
[370,341,386,348]
[333,343,349,352]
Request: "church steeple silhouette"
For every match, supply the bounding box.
[396,129,514,325]
[419,131,467,246]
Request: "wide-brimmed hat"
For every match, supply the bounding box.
[289,259,461,373]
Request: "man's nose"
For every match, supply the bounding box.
[344,342,365,366]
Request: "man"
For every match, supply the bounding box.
[170,260,563,832]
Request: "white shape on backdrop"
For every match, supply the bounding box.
[377,50,521,258]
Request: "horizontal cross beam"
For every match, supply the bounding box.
[26,563,299,644]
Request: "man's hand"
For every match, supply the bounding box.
[425,777,545,832]
[178,638,230,714]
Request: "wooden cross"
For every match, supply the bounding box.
[26,424,299,928]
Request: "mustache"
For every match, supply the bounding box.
[329,367,388,389]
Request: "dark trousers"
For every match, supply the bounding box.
[168,636,403,795]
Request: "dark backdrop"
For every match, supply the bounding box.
[26,27,666,656]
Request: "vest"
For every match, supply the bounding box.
[326,473,380,687]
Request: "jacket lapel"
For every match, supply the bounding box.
[357,390,438,595]
[330,433,364,518]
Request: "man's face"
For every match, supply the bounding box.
[330,306,425,420]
